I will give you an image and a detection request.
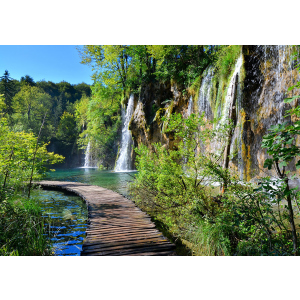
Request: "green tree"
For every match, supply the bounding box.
[0,70,15,115]
[12,85,53,140]
[20,75,36,87]
[76,81,121,168]
[0,117,64,201]
[0,111,64,256]
[56,112,78,146]
[261,99,300,255]
[79,45,130,92]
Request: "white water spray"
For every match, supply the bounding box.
[115,95,135,172]
[185,96,193,118]
[198,67,214,118]
[220,54,243,125]
[84,141,91,168]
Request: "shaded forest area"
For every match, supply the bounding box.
[0,71,91,166]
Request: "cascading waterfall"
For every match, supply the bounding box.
[261,45,291,87]
[115,94,135,172]
[258,45,297,124]
[198,67,214,119]
[239,45,298,179]
[183,96,194,165]
[185,96,193,118]
[199,54,243,162]
[220,54,243,125]
[84,141,91,168]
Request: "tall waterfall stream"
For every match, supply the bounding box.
[115,94,135,172]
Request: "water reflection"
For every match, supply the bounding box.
[33,189,88,256]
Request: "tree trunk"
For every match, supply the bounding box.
[284,177,298,255]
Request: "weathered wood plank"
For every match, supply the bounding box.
[81,243,176,256]
[84,234,166,245]
[82,237,170,250]
[86,231,163,241]
[36,180,176,256]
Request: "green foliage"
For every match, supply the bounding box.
[56,112,78,146]
[77,45,223,169]
[261,83,300,255]
[0,197,53,255]
[131,111,300,255]
[213,45,242,80]
[262,122,300,170]
[0,70,91,160]
[0,70,16,115]
[130,113,230,243]
[0,94,6,113]
[0,117,64,200]
[149,45,217,87]
[76,81,122,168]
[79,45,130,92]
[0,113,64,255]
[11,85,54,141]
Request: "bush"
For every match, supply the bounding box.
[130,112,300,255]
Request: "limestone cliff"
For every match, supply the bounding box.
[126,45,300,181]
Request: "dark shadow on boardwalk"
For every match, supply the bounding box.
[36,180,176,256]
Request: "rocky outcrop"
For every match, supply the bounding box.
[129,82,188,151]
[239,45,299,180]
[127,45,300,181]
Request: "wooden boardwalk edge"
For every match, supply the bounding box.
[35,180,176,256]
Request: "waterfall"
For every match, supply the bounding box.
[185,96,193,118]
[220,54,243,125]
[198,67,214,119]
[115,94,135,172]
[83,141,95,168]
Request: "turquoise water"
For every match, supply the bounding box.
[37,168,136,256]
[45,168,136,198]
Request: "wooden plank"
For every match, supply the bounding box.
[85,231,163,242]
[84,233,166,244]
[86,231,162,241]
[86,222,155,229]
[82,237,169,250]
[86,227,159,235]
[81,243,176,256]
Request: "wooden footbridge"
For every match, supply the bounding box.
[36,181,176,256]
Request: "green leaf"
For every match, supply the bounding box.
[263,159,273,170]
[284,95,300,103]
[279,161,287,168]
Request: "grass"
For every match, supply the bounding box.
[0,194,53,256]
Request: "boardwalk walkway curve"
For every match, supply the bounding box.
[36,181,176,256]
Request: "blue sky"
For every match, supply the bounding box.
[0,45,93,85]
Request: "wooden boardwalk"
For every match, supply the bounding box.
[36,181,176,256]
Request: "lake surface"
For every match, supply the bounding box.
[46,168,135,198]
[33,189,88,256]
[37,168,136,256]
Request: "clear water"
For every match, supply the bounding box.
[33,189,88,256]
[46,168,136,198]
[36,168,136,256]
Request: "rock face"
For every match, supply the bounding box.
[47,139,85,168]
[126,45,300,180]
[240,45,299,180]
